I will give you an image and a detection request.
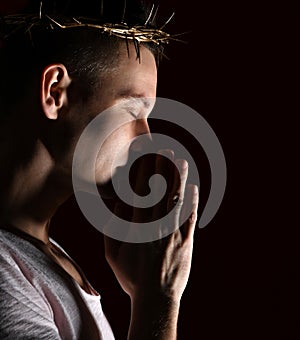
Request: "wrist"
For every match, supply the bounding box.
[131,290,181,309]
[129,292,180,340]
[131,291,181,320]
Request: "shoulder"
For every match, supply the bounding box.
[0,229,22,268]
[0,229,39,287]
[0,229,50,293]
[0,228,36,270]
[0,230,59,336]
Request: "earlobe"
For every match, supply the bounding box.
[40,64,71,120]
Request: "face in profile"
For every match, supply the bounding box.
[71,43,157,197]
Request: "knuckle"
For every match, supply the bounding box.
[189,211,197,223]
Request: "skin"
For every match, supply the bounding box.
[0,42,199,339]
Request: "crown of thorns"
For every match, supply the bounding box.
[1,2,186,60]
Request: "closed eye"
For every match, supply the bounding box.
[128,111,138,119]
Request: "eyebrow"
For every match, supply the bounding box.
[117,90,153,109]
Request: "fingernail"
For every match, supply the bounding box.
[176,159,188,170]
[157,149,174,159]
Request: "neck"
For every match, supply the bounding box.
[0,134,72,244]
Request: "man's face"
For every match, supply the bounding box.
[72,42,157,193]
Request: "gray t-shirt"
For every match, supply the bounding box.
[0,229,115,340]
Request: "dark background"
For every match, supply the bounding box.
[1,1,298,339]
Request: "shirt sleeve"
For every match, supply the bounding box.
[0,250,61,340]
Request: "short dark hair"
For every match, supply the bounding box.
[0,0,164,120]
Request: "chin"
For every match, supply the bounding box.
[96,180,117,199]
[96,162,128,199]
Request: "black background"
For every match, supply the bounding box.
[1,1,298,339]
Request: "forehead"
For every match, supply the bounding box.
[104,43,158,100]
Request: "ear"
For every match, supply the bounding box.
[40,64,72,120]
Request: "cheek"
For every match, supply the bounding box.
[97,122,137,165]
[108,122,137,150]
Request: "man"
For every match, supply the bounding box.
[0,0,198,338]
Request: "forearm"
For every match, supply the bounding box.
[128,294,180,340]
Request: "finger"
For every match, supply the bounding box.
[131,154,155,223]
[180,184,199,241]
[131,154,155,196]
[167,158,188,213]
[153,156,188,244]
[151,149,175,220]
[132,149,173,223]
[163,158,188,239]
[148,149,176,241]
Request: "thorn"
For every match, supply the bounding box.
[26,23,34,46]
[144,4,155,26]
[160,50,170,60]
[39,1,43,19]
[3,24,24,40]
[125,32,130,58]
[133,36,141,63]
[73,17,82,24]
[121,0,127,24]
[160,12,175,31]
[168,36,188,44]
[150,5,159,25]
[171,31,192,37]
[46,15,64,28]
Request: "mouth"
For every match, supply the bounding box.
[99,138,155,199]
[95,163,128,200]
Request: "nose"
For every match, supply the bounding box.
[131,119,153,152]
[135,118,151,136]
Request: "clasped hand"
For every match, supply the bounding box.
[104,149,199,304]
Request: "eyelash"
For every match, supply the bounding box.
[128,111,138,119]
